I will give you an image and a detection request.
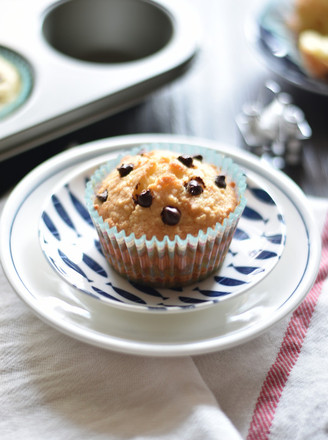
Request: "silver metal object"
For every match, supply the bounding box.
[0,0,200,161]
[236,81,312,168]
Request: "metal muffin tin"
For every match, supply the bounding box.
[0,0,199,160]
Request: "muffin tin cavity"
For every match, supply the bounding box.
[42,0,173,63]
[0,0,198,160]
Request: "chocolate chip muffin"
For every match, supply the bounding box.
[94,150,239,241]
[85,144,246,287]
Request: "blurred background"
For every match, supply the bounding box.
[1,0,327,197]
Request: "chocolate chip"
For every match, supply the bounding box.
[193,154,203,161]
[96,189,108,203]
[215,175,226,189]
[161,206,181,225]
[177,155,194,168]
[117,163,134,177]
[135,189,153,207]
[186,178,204,196]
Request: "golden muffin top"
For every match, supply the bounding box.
[94,149,239,240]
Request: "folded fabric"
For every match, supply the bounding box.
[0,197,327,440]
[0,269,241,440]
[193,197,328,439]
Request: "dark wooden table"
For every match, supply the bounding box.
[1,0,327,197]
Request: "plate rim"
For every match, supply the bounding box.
[0,134,322,356]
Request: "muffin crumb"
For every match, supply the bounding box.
[94,150,239,240]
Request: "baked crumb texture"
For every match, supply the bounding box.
[87,148,246,287]
[95,150,238,240]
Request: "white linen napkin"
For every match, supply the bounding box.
[193,197,328,439]
[0,270,241,440]
[1,196,327,440]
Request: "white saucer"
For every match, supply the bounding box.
[0,134,321,356]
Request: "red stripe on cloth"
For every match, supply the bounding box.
[247,213,328,440]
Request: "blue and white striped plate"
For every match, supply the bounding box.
[38,161,287,313]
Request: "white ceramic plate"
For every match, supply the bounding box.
[38,155,286,313]
[0,135,321,356]
[246,0,328,95]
